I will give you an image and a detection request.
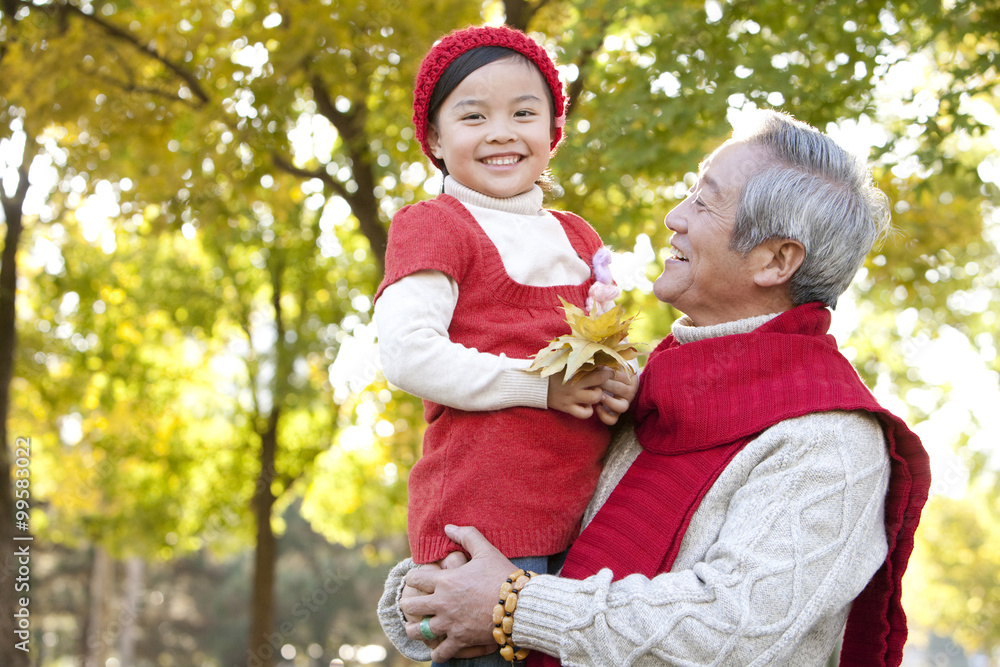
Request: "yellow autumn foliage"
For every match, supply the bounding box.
[527,297,642,383]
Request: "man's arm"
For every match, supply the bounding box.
[513,412,892,666]
[401,412,891,665]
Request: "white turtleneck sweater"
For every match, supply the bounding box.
[374,177,592,411]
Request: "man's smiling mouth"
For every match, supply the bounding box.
[669,247,689,262]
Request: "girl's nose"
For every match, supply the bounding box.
[485,118,517,143]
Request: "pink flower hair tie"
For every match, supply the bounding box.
[587,247,620,315]
[555,114,566,129]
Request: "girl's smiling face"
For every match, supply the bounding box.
[427,57,554,199]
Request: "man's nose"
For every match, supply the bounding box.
[664,202,688,233]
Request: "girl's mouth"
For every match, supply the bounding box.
[481,155,523,166]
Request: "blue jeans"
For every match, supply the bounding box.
[431,553,564,667]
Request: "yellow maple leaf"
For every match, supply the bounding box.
[527,297,642,383]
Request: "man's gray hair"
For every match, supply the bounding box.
[729,110,891,308]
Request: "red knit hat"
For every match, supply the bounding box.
[413,25,567,169]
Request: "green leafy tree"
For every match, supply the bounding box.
[904,473,1000,656]
[0,127,31,667]
[2,2,465,665]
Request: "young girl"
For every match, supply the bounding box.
[373,24,636,643]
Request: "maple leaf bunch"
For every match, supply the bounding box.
[527,297,641,383]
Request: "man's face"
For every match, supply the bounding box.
[653,140,765,326]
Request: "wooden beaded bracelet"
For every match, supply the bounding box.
[492,568,537,662]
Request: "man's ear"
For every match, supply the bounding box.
[754,238,806,288]
[427,124,444,160]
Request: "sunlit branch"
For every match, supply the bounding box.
[62,2,210,106]
[271,153,350,202]
[95,74,194,106]
[566,17,613,120]
[307,73,388,271]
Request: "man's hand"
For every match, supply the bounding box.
[547,367,613,419]
[400,526,520,663]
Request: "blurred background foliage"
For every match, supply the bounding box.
[0,0,998,665]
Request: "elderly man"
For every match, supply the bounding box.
[379,110,931,667]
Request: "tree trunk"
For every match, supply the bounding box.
[505,0,528,31]
[118,557,144,666]
[308,79,388,274]
[247,409,279,667]
[503,0,550,31]
[82,546,112,667]
[247,260,285,667]
[345,142,388,273]
[0,132,32,667]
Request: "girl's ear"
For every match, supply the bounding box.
[427,124,444,160]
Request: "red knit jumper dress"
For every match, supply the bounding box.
[375,194,611,564]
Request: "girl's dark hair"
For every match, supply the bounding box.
[427,46,554,125]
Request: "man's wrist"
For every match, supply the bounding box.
[493,569,537,662]
[509,572,607,657]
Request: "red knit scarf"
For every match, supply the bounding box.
[536,302,930,667]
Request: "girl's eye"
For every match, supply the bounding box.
[463,113,484,121]
[514,109,535,117]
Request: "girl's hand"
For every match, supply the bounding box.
[596,367,639,426]
[400,551,468,625]
[547,367,613,419]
